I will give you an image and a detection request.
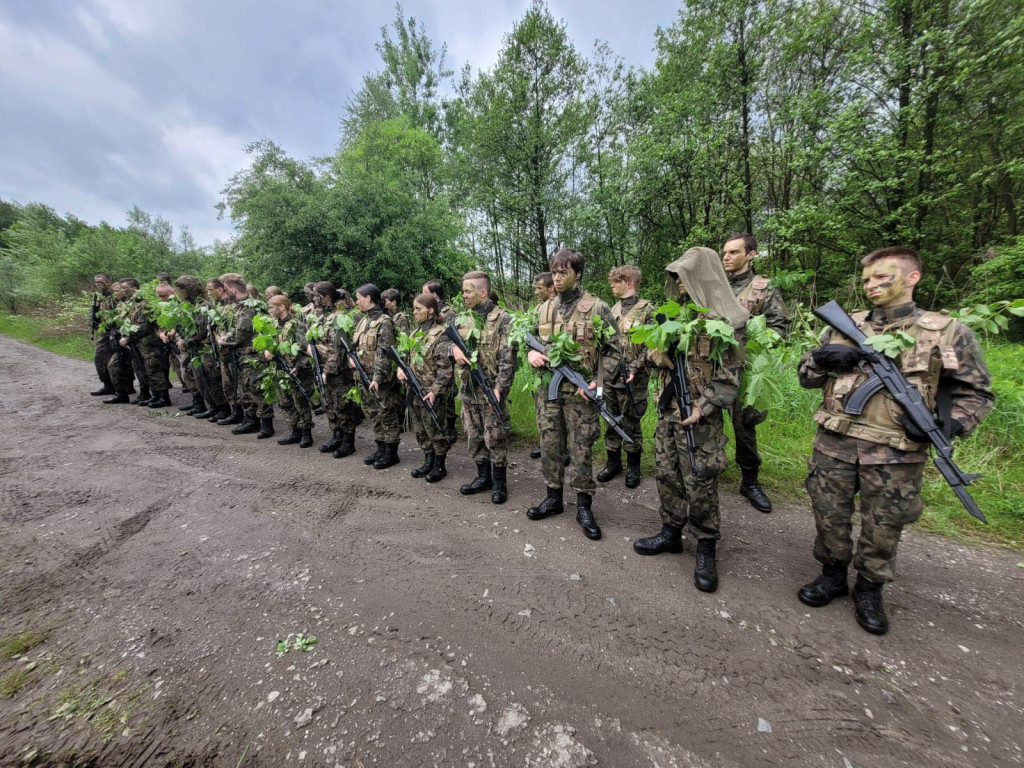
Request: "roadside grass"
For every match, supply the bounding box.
[1,630,49,659]
[5,311,1021,547]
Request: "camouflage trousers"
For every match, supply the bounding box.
[189,351,225,408]
[538,386,601,494]
[238,353,272,418]
[106,345,134,392]
[138,339,169,394]
[806,450,924,583]
[461,393,510,468]
[728,402,768,470]
[220,353,240,408]
[655,405,729,541]
[323,371,364,432]
[169,348,184,387]
[276,362,315,430]
[603,381,649,455]
[94,334,113,386]
[360,380,402,444]
[411,396,450,456]
[179,350,196,391]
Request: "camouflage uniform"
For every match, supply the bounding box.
[440,304,458,431]
[221,300,272,419]
[408,320,455,456]
[457,301,517,467]
[652,330,746,540]
[125,296,169,395]
[391,310,411,337]
[313,307,364,433]
[273,314,315,431]
[213,300,240,409]
[534,287,622,494]
[353,308,401,443]
[606,296,655,455]
[104,298,135,394]
[188,302,225,409]
[728,270,791,470]
[93,291,117,388]
[799,302,994,583]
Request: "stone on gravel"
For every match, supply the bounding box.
[757,717,772,734]
[496,703,531,736]
[525,724,595,767]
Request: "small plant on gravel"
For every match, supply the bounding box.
[275,632,318,657]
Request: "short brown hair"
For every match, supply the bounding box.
[549,248,584,276]
[861,246,922,273]
[413,293,439,314]
[173,275,205,302]
[381,288,400,305]
[724,232,757,253]
[608,265,641,286]
[534,272,553,288]
[265,285,284,299]
[219,273,246,293]
[463,270,491,291]
[268,294,292,311]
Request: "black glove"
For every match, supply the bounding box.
[949,418,967,439]
[811,344,863,372]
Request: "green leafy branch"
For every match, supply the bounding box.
[863,331,916,358]
[397,330,426,367]
[951,299,1024,337]
[630,300,738,365]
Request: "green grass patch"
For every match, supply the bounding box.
[0,313,93,361]
[0,666,37,699]
[1,630,48,659]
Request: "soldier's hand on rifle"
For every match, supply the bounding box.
[397,368,407,383]
[811,344,862,372]
[681,403,703,427]
[119,338,128,348]
[369,380,379,393]
[493,387,501,403]
[452,347,470,366]
[527,350,549,368]
[626,372,635,384]
[263,351,272,361]
[577,381,597,399]
[423,391,436,406]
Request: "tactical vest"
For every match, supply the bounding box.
[412,322,447,383]
[736,275,771,315]
[612,298,653,367]
[353,311,390,369]
[538,291,601,373]
[814,311,960,451]
[459,305,506,379]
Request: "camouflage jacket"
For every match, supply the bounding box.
[729,270,790,337]
[798,301,994,464]
[353,307,396,386]
[125,297,158,345]
[273,312,311,367]
[410,319,455,398]
[390,310,411,336]
[611,296,655,388]
[650,329,747,420]
[534,286,622,388]
[220,300,258,354]
[456,301,517,399]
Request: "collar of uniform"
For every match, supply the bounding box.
[619,295,639,311]
[557,285,582,309]
[728,270,753,288]
[869,301,917,324]
[366,307,383,319]
[474,300,496,317]
[418,319,434,332]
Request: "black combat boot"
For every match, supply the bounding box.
[694,539,719,593]
[852,575,889,635]
[425,453,447,483]
[180,393,202,412]
[530,447,541,459]
[232,411,259,434]
[597,450,622,482]
[460,462,492,495]
[278,428,302,445]
[333,430,356,458]
[633,523,684,555]
[299,429,313,448]
[132,386,151,405]
[527,487,563,520]
[373,442,400,470]
[624,452,642,489]
[739,467,773,513]
[217,404,244,425]
[91,383,116,396]
[147,391,172,408]
[446,414,458,444]
[320,428,343,453]
[491,464,508,505]
[256,417,275,439]
[193,401,218,419]
[364,441,385,465]
[575,493,601,540]
[412,451,435,478]
[102,391,131,404]
[205,403,231,421]
[797,562,850,607]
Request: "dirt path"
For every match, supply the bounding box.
[0,336,1021,767]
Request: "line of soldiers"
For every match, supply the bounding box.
[87,235,994,636]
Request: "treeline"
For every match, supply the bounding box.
[3,0,1023,311]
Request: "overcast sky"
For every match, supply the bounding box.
[0,0,679,246]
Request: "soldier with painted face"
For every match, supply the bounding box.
[526,248,622,541]
[310,283,364,458]
[399,294,455,483]
[721,233,791,513]
[529,272,554,461]
[90,274,118,396]
[453,270,518,504]
[598,265,654,489]
[353,284,402,469]
[382,288,410,336]
[633,247,748,593]
[797,246,993,635]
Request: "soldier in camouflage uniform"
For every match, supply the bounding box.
[309,283,365,458]
[383,289,411,336]
[156,280,185,392]
[526,249,623,541]
[100,279,138,404]
[797,246,993,635]
[265,295,315,448]
[353,284,402,469]
[173,275,229,421]
[423,280,458,442]
[598,265,654,489]
[204,278,243,425]
[530,272,554,461]
[399,294,455,482]
[722,233,791,513]
[453,271,517,504]
[121,281,172,408]
[90,274,118,396]
[632,247,748,593]
[217,274,274,439]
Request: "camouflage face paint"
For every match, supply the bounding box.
[862,258,908,307]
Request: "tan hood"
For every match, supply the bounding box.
[664,246,749,329]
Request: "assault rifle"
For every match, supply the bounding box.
[523,333,632,444]
[90,293,100,340]
[338,335,383,410]
[657,345,703,477]
[813,300,986,524]
[125,342,150,388]
[615,358,641,421]
[303,327,328,407]
[444,324,510,435]
[387,347,445,436]
[273,354,314,406]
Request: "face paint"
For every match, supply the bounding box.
[862,258,908,307]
